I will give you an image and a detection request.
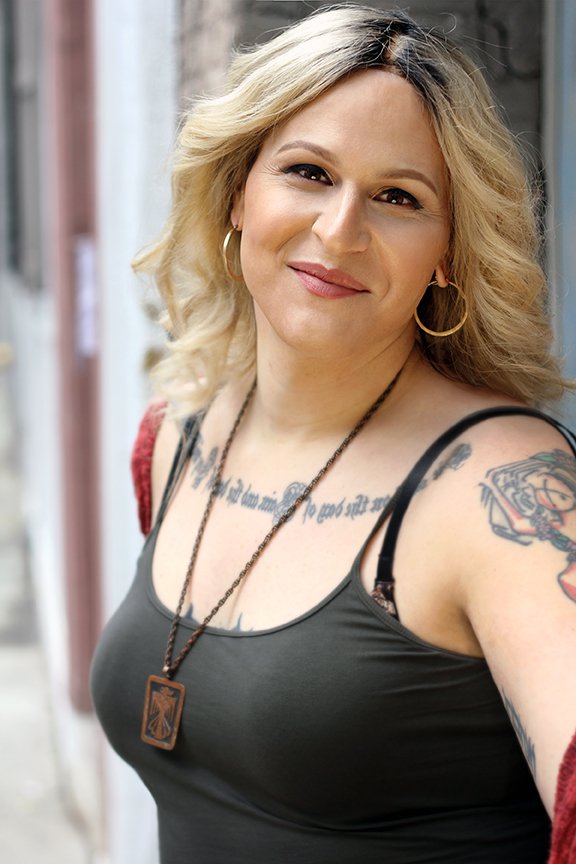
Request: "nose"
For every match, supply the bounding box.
[312,187,370,255]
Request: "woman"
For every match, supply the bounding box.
[91,6,576,862]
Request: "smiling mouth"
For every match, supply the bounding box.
[288,262,369,297]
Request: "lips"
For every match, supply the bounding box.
[289,261,368,298]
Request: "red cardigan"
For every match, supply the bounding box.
[549,732,576,863]
[130,404,576,862]
[130,402,167,537]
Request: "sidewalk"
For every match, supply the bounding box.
[0,360,92,863]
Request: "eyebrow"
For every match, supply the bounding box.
[275,139,440,197]
[276,139,336,162]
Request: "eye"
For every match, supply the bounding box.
[376,187,422,209]
[284,164,331,184]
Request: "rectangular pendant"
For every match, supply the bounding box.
[141,675,186,750]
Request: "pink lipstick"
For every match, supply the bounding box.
[289,262,368,299]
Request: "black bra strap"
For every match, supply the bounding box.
[376,406,576,586]
[153,414,201,530]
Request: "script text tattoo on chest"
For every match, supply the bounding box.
[188,436,472,526]
[481,448,576,604]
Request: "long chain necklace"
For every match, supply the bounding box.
[141,366,405,749]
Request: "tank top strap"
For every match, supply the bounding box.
[375,406,576,589]
[152,413,201,531]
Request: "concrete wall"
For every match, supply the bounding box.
[95,2,178,861]
[544,0,576,426]
[2,1,179,861]
[1,0,102,843]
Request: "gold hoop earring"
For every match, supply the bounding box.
[414,280,468,337]
[222,227,243,281]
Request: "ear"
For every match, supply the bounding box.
[434,263,449,288]
[230,190,245,231]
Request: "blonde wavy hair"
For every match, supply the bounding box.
[134,4,569,415]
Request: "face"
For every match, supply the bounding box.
[232,69,451,363]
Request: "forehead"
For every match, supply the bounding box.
[259,69,446,178]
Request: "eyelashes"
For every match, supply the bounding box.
[376,188,422,209]
[281,163,422,209]
[283,163,331,184]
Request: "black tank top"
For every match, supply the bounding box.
[91,407,575,863]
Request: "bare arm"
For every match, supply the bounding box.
[460,419,576,815]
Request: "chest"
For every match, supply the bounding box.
[92,563,538,832]
[150,441,477,654]
[152,452,391,627]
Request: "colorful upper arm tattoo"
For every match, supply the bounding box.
[481,449,576,603]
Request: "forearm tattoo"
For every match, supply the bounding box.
[501,689,537,776]
[189,435,471,527]
[481,449,576,603]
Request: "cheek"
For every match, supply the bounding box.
[240,195,284,253]
[242,169,287,223]
[239,200,305,275]
[380,221,449,281]
[237,222,286,303]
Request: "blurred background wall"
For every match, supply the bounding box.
[0,1,574,862]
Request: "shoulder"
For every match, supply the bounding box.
[130,401,182,535]
[461,404,573,447]
[414,398,576,530]
[150,407,184,526]
[419,395,576,640]
[398,364,574,477]
[454,407,576,591]
[443,407,574,473]
[442,407,576,509]
[398,381,576,596]
[411,364,573,460]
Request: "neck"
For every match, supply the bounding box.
[243,335,418,444]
